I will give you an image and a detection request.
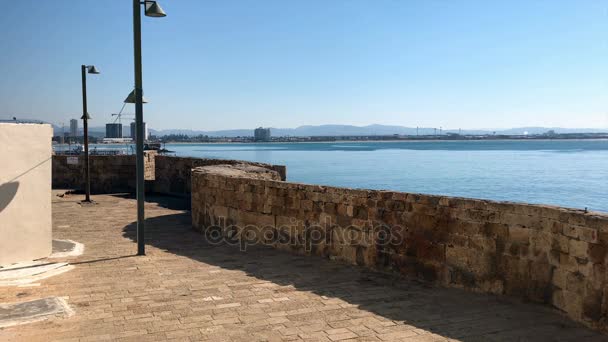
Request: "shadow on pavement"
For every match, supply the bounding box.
[112,193,190,211]
[122,213,602,341]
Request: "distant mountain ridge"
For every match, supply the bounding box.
[146,124,608,138]
[9,120,603,138]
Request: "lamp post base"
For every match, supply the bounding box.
[79,199,97,206]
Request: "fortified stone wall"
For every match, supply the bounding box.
[191,165,608,332]
[153,155,286,197]
[53,154,138,193]
[52,153,284,195]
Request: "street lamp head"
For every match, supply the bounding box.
[144,1,166,17]
[124,89,149,104]
[87,65,100,74]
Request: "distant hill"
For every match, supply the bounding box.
[148,124,608,138]
[6,120,602,138]
[4,115,606,138]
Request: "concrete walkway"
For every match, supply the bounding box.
[0,193,606,341]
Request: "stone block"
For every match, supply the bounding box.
[449,219,480,236]
[552,268,568,289]
[552,289,567,312]
[509,226,531,244]
[566,272,586,295]
[300,200,313,211]
[569,240,589,259]
[563,290,583,320]
[500,256,531,297]
[446,245,472,271]
[588,264,606,290]
[551,235,570,253]
[584,215,608,230]
[588,244,607,264]
[559,253,579,273]
[578,226,600,244]
[481,222,509,239]
[353,206,368,220]
[568,214,588,227]
[563,225,579,239]
[582,287,603,322]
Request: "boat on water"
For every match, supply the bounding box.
[145,142,174,154]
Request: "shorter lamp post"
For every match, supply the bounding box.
[81,65,100,202]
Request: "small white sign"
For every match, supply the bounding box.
[67,156,79,165]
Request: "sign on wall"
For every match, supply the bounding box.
[67,156,79,165]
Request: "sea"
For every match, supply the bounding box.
[55,140,608,212]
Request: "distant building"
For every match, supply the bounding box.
[69,119,78,137]
[105,123,123,138]
[130,122,148,141]
[254,127,271,142]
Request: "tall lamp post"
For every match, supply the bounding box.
[133,0,166,255]
[81,64,100,203]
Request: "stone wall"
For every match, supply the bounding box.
[153,155,286,197]
[144,151,156,180]
[53,154,138,193]
[191,165,608,332]
[52,153,284,196]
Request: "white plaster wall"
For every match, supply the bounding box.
[0,123,53,266]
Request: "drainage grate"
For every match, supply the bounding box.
[0,297,72,328]
[52,240,75,253]
[49,239,84,259]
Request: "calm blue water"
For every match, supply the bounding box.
[165,140,608,212]
[55,140,608,212]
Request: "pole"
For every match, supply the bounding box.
[133,0,145,255]
[81,65,91,202]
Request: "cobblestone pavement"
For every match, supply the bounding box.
[1,193,606,341]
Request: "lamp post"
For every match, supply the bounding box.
[81,65,100,203]
[132,0,166,255]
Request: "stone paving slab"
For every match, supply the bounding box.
[0,262,74,287]
[0,297,72,328]
[0,193,606,341]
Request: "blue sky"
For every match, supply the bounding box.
[1,0,606,131]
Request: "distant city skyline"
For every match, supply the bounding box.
[46,123,608,139]
[1,0,607,130]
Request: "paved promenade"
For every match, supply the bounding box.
[0,193,606,341]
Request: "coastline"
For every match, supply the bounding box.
[53,137,608,146]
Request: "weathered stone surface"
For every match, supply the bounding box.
[52,153,285,198]
[154,155,286,196]
[191,162,608,333]
[192,164,281,181]
[52,152,156,193]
